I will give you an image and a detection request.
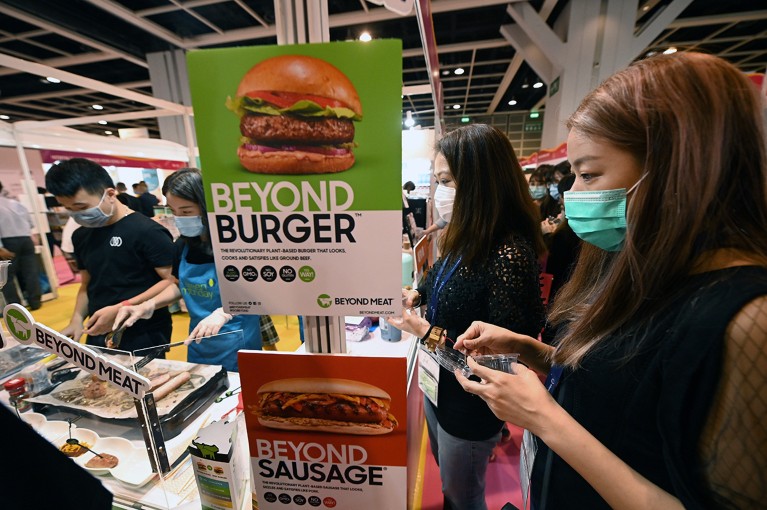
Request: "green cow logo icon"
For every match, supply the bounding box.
[5,308,31,342]
[317,294,332,308]
[192,441,219,460]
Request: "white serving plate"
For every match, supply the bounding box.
[78,436,133,474]
[19,411,46,430]
[109,442,154,486]
[38,419,72,442]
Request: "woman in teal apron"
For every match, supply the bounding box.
[114,168,278,372]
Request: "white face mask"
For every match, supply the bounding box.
[433,184,456,222]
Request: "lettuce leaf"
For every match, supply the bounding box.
[226,95,362,121]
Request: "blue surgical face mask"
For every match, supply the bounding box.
[563,188,627,251]
[529,185,547,200]
[174,215,205,237]
[548,183,560,201]
[70,191,114,228]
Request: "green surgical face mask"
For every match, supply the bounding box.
[563,188,627,251]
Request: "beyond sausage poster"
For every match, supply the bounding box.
[238,351,408,509]
[187,41,403,316]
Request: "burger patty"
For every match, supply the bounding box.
[261,400,388,424]
[241,114,355,145]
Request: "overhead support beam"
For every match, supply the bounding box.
[500,24,556,84]
[0,52,122,78]
[15,108,183,129]
[0,53,186,113]
[138,0,227,16]
[633,0,695,55]
[0,81,151,104]
[487,54,523,114]
[0,4,148,68]
[506,2,564,67]
[82,0,193,49]
[0,29,48,44]
[667,9,767,29]
[402,38,507,58]
[488,0,558,114]
[415,0,444,136]
[192,0,520,49]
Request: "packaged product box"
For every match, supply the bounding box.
[189,413,249,510]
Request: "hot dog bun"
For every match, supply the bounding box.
[255,378,397,435]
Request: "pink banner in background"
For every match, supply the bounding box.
[40,150,186,170]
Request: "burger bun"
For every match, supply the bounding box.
[237,55,362,116]
[238,146,354,175]
[257,415,394,436]
[257,378,391,400]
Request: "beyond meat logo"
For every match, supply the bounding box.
[317,294,332,308]
[5,307,31,342]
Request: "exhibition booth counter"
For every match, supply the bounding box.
[0,315,422,510]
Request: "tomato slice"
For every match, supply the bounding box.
[245,90,347,110]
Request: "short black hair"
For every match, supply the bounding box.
[558,173,576,196]
[554,160,571,175]
[45,158,114,198]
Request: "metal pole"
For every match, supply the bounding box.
[11,125,58,293]
[182,108,197,166]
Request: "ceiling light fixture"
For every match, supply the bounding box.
[0,115,9,120]
[442,70,450,76]
[359,32,372,42]
[533,81,543,89]
[454,68,465,75]
[92,104,104,110]
[521,80,529,89]
[98,120,108,125]
[104,130,112,135]
[404,110,415,128]
[663,47,677,55]
[642,4,650,11]
[452,104,461,110]
[508,98,517,106]
[46,77,61,83]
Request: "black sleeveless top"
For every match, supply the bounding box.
[531,266,767,509]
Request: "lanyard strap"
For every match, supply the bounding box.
[427,256,462,324]
[544,365,564,394]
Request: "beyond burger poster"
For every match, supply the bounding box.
[238,351,408,509]
[187,41,403,316]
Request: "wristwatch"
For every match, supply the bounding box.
[420,325,445,352]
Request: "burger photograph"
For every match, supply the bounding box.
[253,378,398,435]
[226,55,363,175]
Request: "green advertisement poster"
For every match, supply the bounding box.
[187,40,403,316]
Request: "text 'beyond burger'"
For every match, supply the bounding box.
[227,55,363,174]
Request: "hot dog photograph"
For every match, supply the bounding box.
[252,378,398,435]
[226,54,363,175]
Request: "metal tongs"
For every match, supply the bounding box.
[104,325,126,349]
[131,340,188,372]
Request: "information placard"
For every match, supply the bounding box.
[238,351,407,510]
[187,40,403,316]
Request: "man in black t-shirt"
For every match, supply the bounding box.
[115,181,142,212]
[46,159,175,352]
[137,181,160,218]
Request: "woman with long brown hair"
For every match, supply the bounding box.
[454,52,767,509]
[395,124,545,510]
